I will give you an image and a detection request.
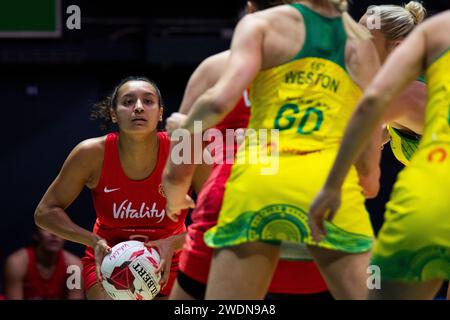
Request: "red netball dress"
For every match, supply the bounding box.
[24,247,68,299]
[82,132,188,296]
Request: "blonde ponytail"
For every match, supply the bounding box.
[329,0,371,40]
[405,1,426,25]
[368,1,427,41]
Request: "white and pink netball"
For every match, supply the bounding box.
[100,240,161,300]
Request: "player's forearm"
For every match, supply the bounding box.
[325,95,386,190]
[192,162,212,194]
[168,232,187,252]
[181,89,231,134]
[163,135,200,191]
[34,204,99,247]
[358,167,381,199]
[163,160,195,196]
[355,144,380,177]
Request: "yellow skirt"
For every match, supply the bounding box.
[371,143,450,282]
[204,148,374,253]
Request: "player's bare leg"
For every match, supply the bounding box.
[307,245,371,300]
[369,280,443,300]
[169,280,196,300]
[86,283,112,300]
[205,242,280,300]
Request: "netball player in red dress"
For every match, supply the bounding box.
[163,0,330,300]
[35,76,205,300]
[4,227,84,300]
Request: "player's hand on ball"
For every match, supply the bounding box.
[308,187,341,242]
[93,238,111,283]
[145,236,177,289]
[165,112,187,135]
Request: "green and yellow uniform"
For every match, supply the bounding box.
[204,4,374,254]
[387,125,421,166]
[387,76,425,166]
[372,48,450,282]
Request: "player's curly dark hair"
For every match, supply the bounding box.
[91,76,164,131]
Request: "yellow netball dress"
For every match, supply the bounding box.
[387,125,421,166]
[204,4,374,254]
[371,48,450,282]
[387,77,425,166]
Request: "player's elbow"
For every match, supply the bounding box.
[34,203,54,229]
[204,88,232,116]
[358,89,389,117]
[210,97,230,116]
[162,166,190,186]
[358,167,381,199]
[363,183,380,199]
[34,204,44,227]
[356,159,374,177]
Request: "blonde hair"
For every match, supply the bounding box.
[328,0,372,40]
[369,1,427,41]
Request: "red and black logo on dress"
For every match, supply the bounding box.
[158,184,166,198]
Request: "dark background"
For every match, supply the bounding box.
[1,0,449,297]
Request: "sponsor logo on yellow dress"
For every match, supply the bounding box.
[248,204,310,243]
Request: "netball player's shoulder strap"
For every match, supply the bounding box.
[157,131,171,158]
[103,132,119,164]
[94,132,119,190]
[289,3,347,70]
